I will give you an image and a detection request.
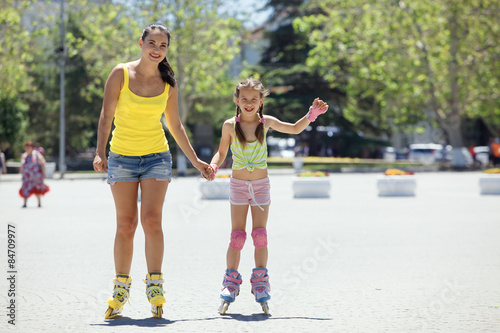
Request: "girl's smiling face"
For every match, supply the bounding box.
[236,88,263,118]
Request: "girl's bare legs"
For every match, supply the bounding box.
[227,204,249,270]
[110,182,139,275]
[36,194,41,207]
[227,204,270,269]
[139,178,169,273]
[250,205,270,312]
[250,204,269,268]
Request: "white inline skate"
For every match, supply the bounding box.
[105,275,132,319]
[144,272,166,318]
[250,267,271,315]
[218,269,242,314]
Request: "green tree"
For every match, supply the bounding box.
[25,0,139,158]
[20,0,241,167]
[0,0,45,148]
[297,0,500,148]
[134,0,242,125]
[244,1,384,157]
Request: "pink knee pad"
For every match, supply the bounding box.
[229,230,246,251]
[251,228,268,248]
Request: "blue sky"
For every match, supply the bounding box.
[221,0,272,27]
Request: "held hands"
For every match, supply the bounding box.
[208,163,219,181]
[195,159,213,180]
[93,154,107,172]
[306,98,329,122]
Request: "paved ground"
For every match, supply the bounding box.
[0,170,499,332]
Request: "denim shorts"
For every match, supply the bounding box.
[107,151,172,185]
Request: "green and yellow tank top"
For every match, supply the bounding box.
[110,64,170,156]
[230,119,268,171]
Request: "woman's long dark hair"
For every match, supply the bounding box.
[234,78,269,146]
[141,23,176,87]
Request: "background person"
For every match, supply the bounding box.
[19,141,49,208]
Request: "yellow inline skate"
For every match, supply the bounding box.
[145,272,166,318]
[105,275,132,319]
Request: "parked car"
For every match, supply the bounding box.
[408,143,452,164]
[383,147,409,161]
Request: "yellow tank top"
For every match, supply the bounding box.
[110,64,170,156]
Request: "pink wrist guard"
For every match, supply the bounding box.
[209,163,219,181]
[306,105,327,122]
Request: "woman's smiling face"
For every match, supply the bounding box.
[140,30,169,63]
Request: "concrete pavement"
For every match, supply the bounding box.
[0,171,499,332]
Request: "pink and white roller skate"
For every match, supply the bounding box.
[218,269,242,314]
[250,267,271,315]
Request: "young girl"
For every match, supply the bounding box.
[19,141,49,208]
[208,78,328,314]
[93,23,211,319]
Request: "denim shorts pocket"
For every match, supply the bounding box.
[108,151,122,159]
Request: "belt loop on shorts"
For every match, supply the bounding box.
[246,180,264,211]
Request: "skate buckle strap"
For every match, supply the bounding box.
[250,269,269,283]
[252,281,270,289]
[250,275,269,283]
[113,279,131,289]
[145,278,164,285]
[224,274,242,285]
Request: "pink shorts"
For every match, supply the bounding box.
[230,177,271,209]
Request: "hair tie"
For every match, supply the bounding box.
[260,117,266,124]
[234,116,240,123]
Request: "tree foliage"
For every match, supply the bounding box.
[134,0,243,125]
[243,1,384,157]
[297,0,500,147]
[3,0,242,161]
[22,0,138,157]
[0,0,43,146]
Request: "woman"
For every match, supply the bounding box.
[93,23,211,319]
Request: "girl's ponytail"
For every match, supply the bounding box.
[255,105,265,144]
[235,106,246,146]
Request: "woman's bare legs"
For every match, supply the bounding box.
[110,182,139,275]
[139,179,169,273]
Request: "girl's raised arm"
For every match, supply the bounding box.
[267,98,328,135]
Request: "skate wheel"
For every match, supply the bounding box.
[105,306,121,319]
[152,304,163,318]
[261,302,270,315]
[218,300,229,315]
